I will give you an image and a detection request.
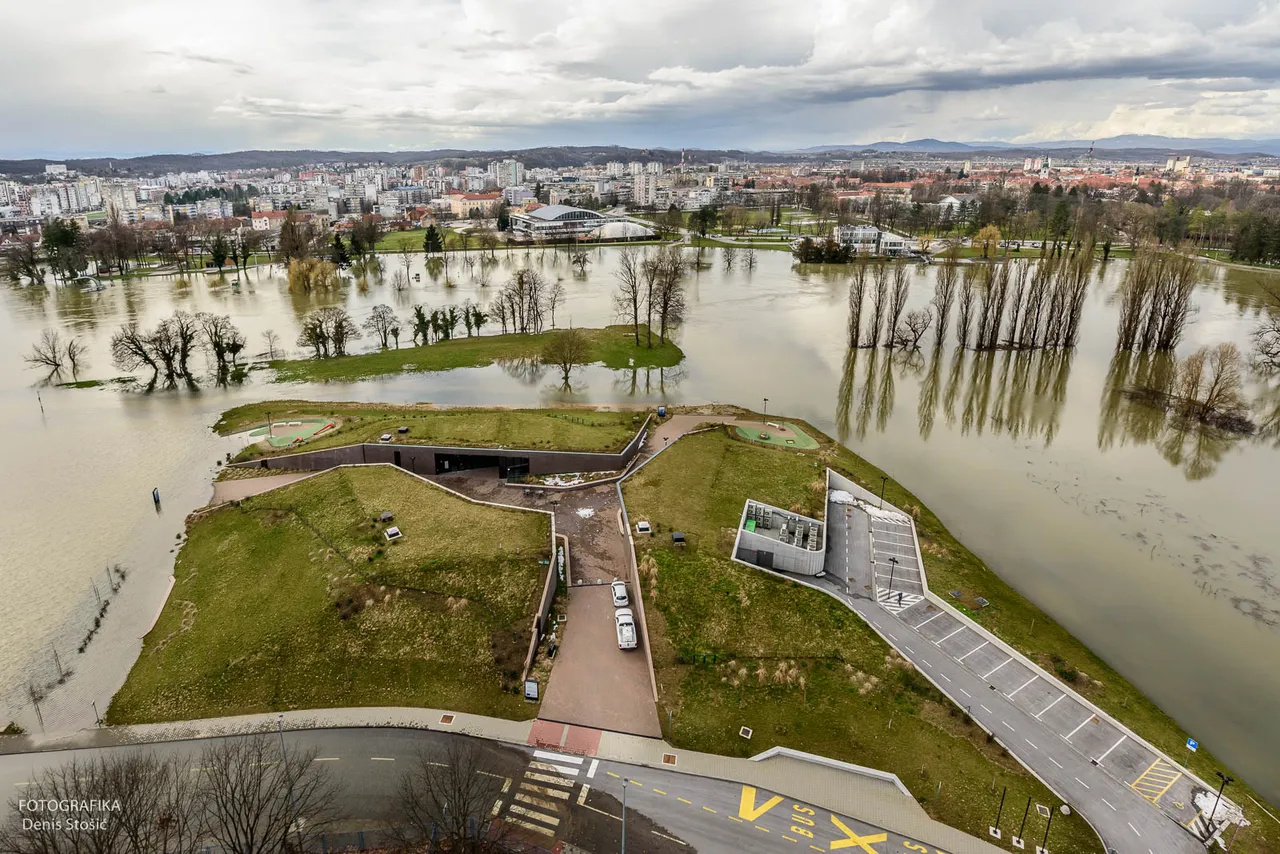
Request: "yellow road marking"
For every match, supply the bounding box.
[1130,758,1183,805]
[783,835,799,842]
[628,779,644,786]
[1185,808,1206,829]
[755,826,771,833]
[810,847,824,852]
[509,818,555,836]
[739,785,785,821]
[607,771,621,778]
[728,816,744,823]
[678,797,692,804]
[829,815,888,852]
[654,789,667,795]
[703,806,717,814]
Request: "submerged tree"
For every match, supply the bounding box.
[929,255,958,347]
[543,327,590,389]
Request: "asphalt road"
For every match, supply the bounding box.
[825,509,1206,854]
[0,728,962,854]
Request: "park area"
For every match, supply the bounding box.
[108,466,551,724]
[266,325,683,384]
[621,427,1104,851]
[733,421,819,449]
[217,401,646,462]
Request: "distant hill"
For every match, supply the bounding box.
[803,135,1280,157]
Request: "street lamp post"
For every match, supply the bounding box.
[888,556,899,592]
[762,398,768,426]
[878,475,888,510]
[1041,805,1056,851]
[276,714,304,852]
[621,780,628,854]
[266,410,272,438]
[1208,771,1233,840]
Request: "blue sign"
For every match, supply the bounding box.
[1187,738,1198,752]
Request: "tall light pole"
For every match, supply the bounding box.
[888,556,899,592]
[276,714,304,852]
[1208,771,1233,840]
[621,779,628,854]
[878,475,888,510]
[762,398,768,426]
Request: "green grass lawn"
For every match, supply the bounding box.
[108,467,549,724]
[267,325,684,383]
[622,424,1280,853]
[216,402,645,461]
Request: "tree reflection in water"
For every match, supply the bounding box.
[610,364,687,397]
[1098,351,1242,481]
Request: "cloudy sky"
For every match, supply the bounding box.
[6,0,1280,158]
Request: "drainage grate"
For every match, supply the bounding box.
[662,753,677,766]
[739,727,753,739]
[439,714,455,725]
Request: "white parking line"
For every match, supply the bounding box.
[1034,694,1065,720]
[936,626,967,645]
[914,612,944,630]
[904,646,916,655]
[983,658,1012,679]
[886,631,898,641]
[1095,735,1127,765]
[1064,715,1095,741]
[1025,739,1038,749]
[535,751,584,765]
[371,757,395,762]
[1076,778,1090,790]
[981,705,993,714]
[587,759,599,779]
[959,688,972,698]
[1008,676,1038,698]
[1049,757,1063,769]
[958,641,989,662]
[1002,721,1015,732]
[313,757,340,762]
[1102,798,1116,811]
[940,674,952,682]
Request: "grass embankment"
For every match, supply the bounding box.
[624,422,1280,854]
[216,402,644,461]
[267,325,683,383]
[621,429,1100,852]
[108,467,549,724]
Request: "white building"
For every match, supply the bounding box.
[833,225,908,256]
[633,173,659,207]
[44,164,68,175]
[489,158,525,188]
[605,161,626,178]
[502,186,535,205]
[645,161,665,175]
[509,204,617,240]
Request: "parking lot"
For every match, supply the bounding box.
[893,598,1213,835]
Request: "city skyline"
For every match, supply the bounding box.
[8,0,1280,159]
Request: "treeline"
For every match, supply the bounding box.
[109,311,247,387]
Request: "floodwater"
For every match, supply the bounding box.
[1,247,1278,801]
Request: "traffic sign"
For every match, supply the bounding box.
[1187,738,1199,752]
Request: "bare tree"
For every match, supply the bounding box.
[884,262,910,348]
[862,261,888,348]
[2,237,44,284]
[198,313,242,375]
[386,741,512,853]
[261,329,281,360]
[64,337,87,378]
[544,279,566,328]
[613,246,645,345]
[648,246,687,345]
[495,269,547,334]
[1175,343,1246,422]
[930,256,958,347]
[199,734,340,854]
[1252,287,1280,372]
[891,308,934,350]
[955,264,977,348]
[111,322,159,379]
[363,304,398,349]
[570,250,590,274]
[111,752,207,854]
[542,327,590,389]
[23,329,65,375]
[847,261,868,348]
[167,311,201,378]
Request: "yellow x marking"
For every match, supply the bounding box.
[829,815,887,852]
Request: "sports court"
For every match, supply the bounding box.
[249,418,336,448]
[734,421,819,449]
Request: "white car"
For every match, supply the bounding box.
[611,580,629,608]
[615,609,637,650]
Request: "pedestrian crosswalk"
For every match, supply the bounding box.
[877,586,923,614]
[502,750,589,838]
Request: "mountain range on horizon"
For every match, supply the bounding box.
[800,134,1280,156]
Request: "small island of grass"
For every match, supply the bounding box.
[268,324,683,384]
[108,466,551,724]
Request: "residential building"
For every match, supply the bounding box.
[633,173,659,207]
[489,159,525,188]
[938,193,978,219]
[449,191,503,218]
[502,186,535,205]
[833,225,908,256]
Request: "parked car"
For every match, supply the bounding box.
[615,608,637,649]
[611,580,629,608]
